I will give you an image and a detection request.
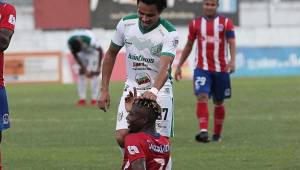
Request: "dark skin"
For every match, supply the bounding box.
[0,28,13,52]
[124,89,157,170]
[0,28,14,143]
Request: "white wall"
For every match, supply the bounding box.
[240,1,300,27]
[7,0,300,53]
[8,26,300,54]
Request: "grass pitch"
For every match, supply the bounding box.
[1,77,300,170]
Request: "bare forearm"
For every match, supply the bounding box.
[97,48,103,71]
[0,37,10,51]
[228,39,236,62]
[153,57,173,90]
[0,29,13,52]
[153,68,169,90]
[101,54,116,91]
[177,41,193,68]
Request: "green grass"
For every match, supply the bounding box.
[1,77,300,170]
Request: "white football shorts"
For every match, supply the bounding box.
[77,50,99,72]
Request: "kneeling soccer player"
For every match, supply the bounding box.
[122,90,170,170]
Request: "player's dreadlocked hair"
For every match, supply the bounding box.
[137,0,167,13]
[133,98,162,123]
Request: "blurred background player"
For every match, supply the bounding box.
[122,89,170,170]
[68,29,103,106]
[175,0,236,142]
[97,0,177,168]
[0,0,16,169]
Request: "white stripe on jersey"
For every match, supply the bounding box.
[224,18,229,64]
[194,41,199,69]
[214,17,221,72]
[194,20,198,69]
[201,17,208,70]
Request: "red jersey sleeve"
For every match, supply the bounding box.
[0,3,16,31]
[124,134,146,162]
[225,18,235,39]
[187,20,197,41]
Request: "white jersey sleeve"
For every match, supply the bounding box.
[112,19,125,47]
[87,31,101,49]
[161,31,179,57]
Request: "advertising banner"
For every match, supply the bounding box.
[235,47,300,77]
[4,52,62,83]
[91,0,239,29]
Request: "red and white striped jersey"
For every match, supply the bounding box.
[188,15,235,72]
[0,3,16,87]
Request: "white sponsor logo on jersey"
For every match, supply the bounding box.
[8,14,16,25]
[127,145,140,155]
[3,113,9,124]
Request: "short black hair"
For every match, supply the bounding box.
[137,0,167,13]
[204,0,219,4]
[133,98,162,124]
[68,39,81,53]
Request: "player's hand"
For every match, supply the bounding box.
[174,67,182,81]
[91,71,100,76]
[97,90,110,112]
[142,90,157,101]
[125,88,137,112]
[79,67,87,75]
[226,60,236,74]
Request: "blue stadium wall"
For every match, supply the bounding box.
[234,47,300,77]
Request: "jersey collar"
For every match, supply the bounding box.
[144,131,161,138]
[138,18,161,34]
[203,14,219,21]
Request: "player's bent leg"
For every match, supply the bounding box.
[165,156,172,170]
[212,100,225,142]
[155,90,174,138]
[77,75,87,105]
[90,76,100,105]
[155,88,173,169]
[115,91,130,149]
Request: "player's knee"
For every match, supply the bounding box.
[196,94,209,102]
[213,100,224,106]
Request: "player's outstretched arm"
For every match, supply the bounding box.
[131,158,146,170]
[97,43,121,112]
[142,56,173,101]
[174,40,194,81]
